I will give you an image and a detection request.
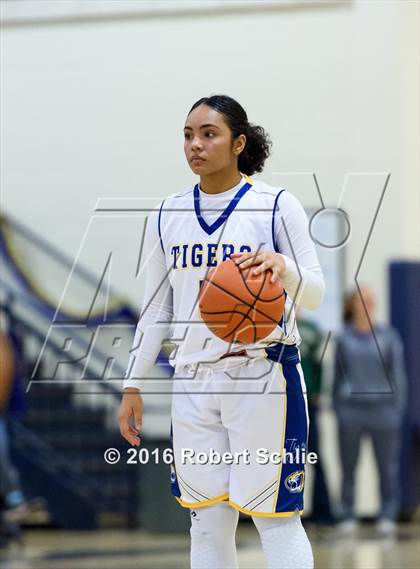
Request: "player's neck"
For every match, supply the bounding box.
[199,169,242,195]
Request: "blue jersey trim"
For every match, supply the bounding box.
[158,199,166,254]
[271,189,286,252]
[193,180,252,235]
[283,290,288,335]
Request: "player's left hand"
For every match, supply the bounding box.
[231,251,286,283]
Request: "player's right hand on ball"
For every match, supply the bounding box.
[119,388,143,446]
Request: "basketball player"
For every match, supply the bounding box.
[119,95,325,569]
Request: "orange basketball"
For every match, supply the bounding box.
[198,258,286,344]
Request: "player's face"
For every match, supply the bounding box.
[184,105,243,175]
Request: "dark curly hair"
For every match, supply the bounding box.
[188,94,272,176]
[343,289,357,323]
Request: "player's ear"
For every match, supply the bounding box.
[233,133,246,156]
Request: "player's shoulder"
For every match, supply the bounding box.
[162,185,194,207]
[148,185,193,219]
[149,186,193,219]
[147,186,190,222]
[148,185,194,234]
[247,178,299,206]
[247,177,283,197]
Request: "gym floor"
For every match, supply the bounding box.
[1,522,419,569]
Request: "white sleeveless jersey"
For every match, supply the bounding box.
[158,175,300,372]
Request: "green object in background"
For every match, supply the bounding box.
[139,439,190,533]
[298,319,323,400]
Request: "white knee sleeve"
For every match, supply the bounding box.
[252,512,314,569]
[190,502,239,569]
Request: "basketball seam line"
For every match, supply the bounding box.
[200,276,284,323]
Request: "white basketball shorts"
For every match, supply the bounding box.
[169,344,309,517]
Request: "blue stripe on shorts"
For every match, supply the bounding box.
[265,344,308,513]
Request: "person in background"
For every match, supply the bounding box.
[333,286,407,537]
[297,313,333,524]
[0,310,27,546]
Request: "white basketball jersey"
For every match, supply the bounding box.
[158,174,300,372]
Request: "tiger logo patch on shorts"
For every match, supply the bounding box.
[285,471,305,494]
